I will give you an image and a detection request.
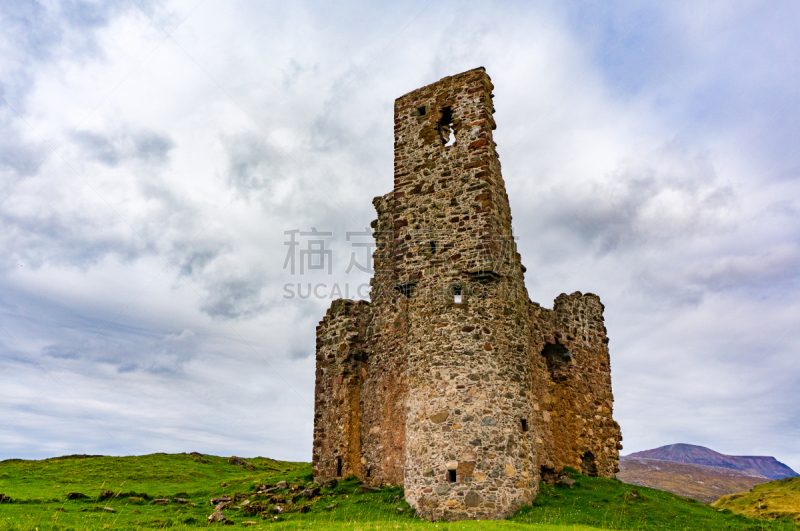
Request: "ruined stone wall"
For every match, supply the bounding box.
[387,68,538,521]
[312,196,411,487]
[357,194,409,486]
[312,299,369,480]
[529,292,622,481]
[311,67,621,522]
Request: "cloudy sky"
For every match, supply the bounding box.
[1,1,798,472]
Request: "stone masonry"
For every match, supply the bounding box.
[312,68,622,521]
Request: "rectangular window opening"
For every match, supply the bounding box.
[448,469,457,483]
[521,418,528,432]
[417,105,426,116]
[336,457,343,477]
[430,241,437,254]
[438,106,455,147]
[366,467,371,478]
[453,286,462,304]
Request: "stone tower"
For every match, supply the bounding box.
[312,68,622,522]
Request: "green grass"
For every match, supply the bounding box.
[511,467,799,530]
[713,477,800,523]
[0,455,796,530]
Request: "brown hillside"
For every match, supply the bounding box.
[618,456,770,504]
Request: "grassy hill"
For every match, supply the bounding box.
[0,453,796,530]
[713,477,800,523]
[618,455,769,503]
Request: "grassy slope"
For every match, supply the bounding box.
[713,477,800,523]
[0,454,795,530]
[512,467,798,530]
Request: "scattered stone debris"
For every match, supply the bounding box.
[219,483,228,487]
[0,494,10,503]
[318,478,338,489]
[276,481,288,489]
[298,486,320,500]
[154,499,169,504]
[242,501,268,515]
[215,501,231,511]
[208,511,236,525]
[298,505,310,513]
[188,502,198,507]
[172,498,188,504]
[66,493,87,500]
[626,489,641,500]
[242,522,257,527]
[208,510,226,523]
[556,476,576,488]
[103,507,115,512]
[131,510,141,514]
[358,486,381,494]
[99,490,114,500]
[229,456,256,471]
[195,457,209,464]
[210,496,231,505]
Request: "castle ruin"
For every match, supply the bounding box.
[312,68,622,521]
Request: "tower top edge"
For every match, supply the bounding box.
[394,67,490,103]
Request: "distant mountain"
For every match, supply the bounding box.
[618,456,770,504]
[627,444,799,480]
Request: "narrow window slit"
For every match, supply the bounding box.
[430,241,437,254]
[521,418,528,432]
[336,457,343,477]
[448,469,457,483]
[453,286,462,304]
[366,467,371,478]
